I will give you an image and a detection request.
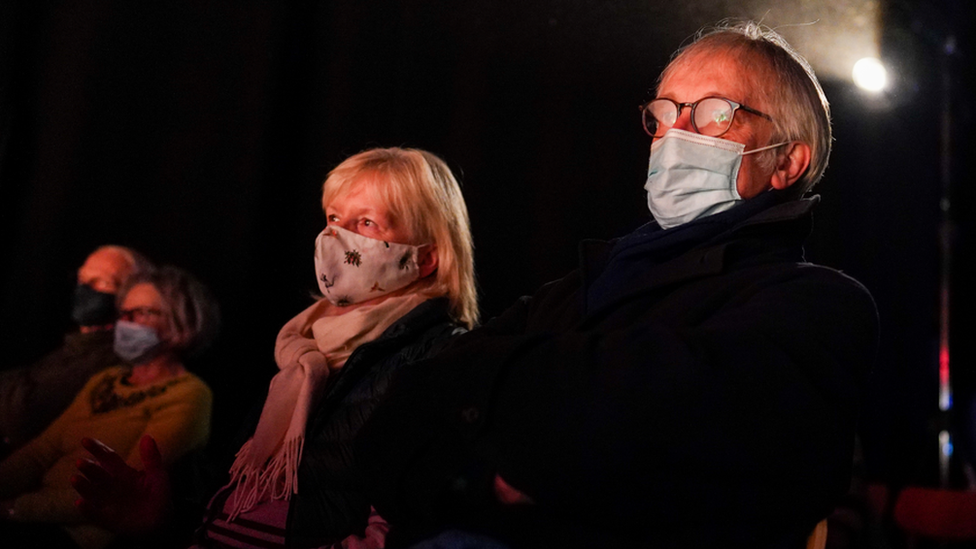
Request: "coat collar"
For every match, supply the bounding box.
[318,297,453,404]
[580,195,818,317]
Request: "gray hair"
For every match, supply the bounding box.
[118,265,221,359]
[658,21,831,194]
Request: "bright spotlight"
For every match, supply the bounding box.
[852,57,887,92]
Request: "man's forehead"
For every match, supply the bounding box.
[658,52,755,100]
[80,249,131,277]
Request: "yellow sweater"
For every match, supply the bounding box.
[0,365,212,549]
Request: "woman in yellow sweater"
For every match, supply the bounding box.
[0,265,219,549]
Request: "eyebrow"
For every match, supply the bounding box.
[328,206,383,217]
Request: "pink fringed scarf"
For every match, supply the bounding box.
[225,293,427,520]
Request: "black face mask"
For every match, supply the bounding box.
[71,284,117,326]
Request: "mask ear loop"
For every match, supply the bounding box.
[741,141,791,156]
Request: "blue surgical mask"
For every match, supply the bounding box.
[113,320,164,364]
[71,284,117,326]
[644,129,787,229]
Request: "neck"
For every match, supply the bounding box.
[129,354,186,386]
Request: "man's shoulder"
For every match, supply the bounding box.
[731,260,879,346]
[795,262,877,311]
[727,257,874,301]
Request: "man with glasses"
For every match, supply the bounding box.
[358,21,879,549]
[0,246,153,455]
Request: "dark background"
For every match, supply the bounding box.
[1,0,974,489]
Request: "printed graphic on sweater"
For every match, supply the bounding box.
[90,372,188,414]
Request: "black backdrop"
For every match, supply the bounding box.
[1,0,974,486]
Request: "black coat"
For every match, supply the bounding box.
[359,195,880,549]
[288,298,462,547]
[197,298,462,549]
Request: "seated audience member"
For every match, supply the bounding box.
[355,21,880,549]
[0,265,219,549]
[73,147,478,548]
[0,245,153,452]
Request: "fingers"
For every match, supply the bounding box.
[72,455,125,511]
[493,474,535,505]
[139,435,164,473]
[80,437,113,458]
[75,457,116,487]
[71,472,100,503]
[75,496,98,518]
[81,437,128,472]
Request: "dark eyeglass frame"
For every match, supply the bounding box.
[119,307,164,322]
[640,96,773,138]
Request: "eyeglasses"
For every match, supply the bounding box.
[119,307,164,322]
[640,96,773,138]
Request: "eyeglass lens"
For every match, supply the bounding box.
[645,98,735,137]
[120,307,163,322]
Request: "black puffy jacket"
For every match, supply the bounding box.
[198,298,462,549]
[287,297,462,547]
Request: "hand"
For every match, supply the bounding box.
[71,435,172,535]
[493,474,535,505]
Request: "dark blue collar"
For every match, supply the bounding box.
[612,190,785,263]
[585,191,791,313]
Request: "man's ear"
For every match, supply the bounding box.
[770,142,811,190]
[417,244,438,278]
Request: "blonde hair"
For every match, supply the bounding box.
[659,20,831,194]
[322,147,479,328]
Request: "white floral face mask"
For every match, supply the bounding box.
[313,225,423,306]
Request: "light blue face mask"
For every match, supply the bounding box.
[644,129,787,229]
[114,320,164,364]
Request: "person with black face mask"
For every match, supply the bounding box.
[0,265,219,549]
[0,245,153,454]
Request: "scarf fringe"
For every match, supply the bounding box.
[225,436,305,521]
[223,295,427,522]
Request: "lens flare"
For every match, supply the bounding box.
[852,57,888,92]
